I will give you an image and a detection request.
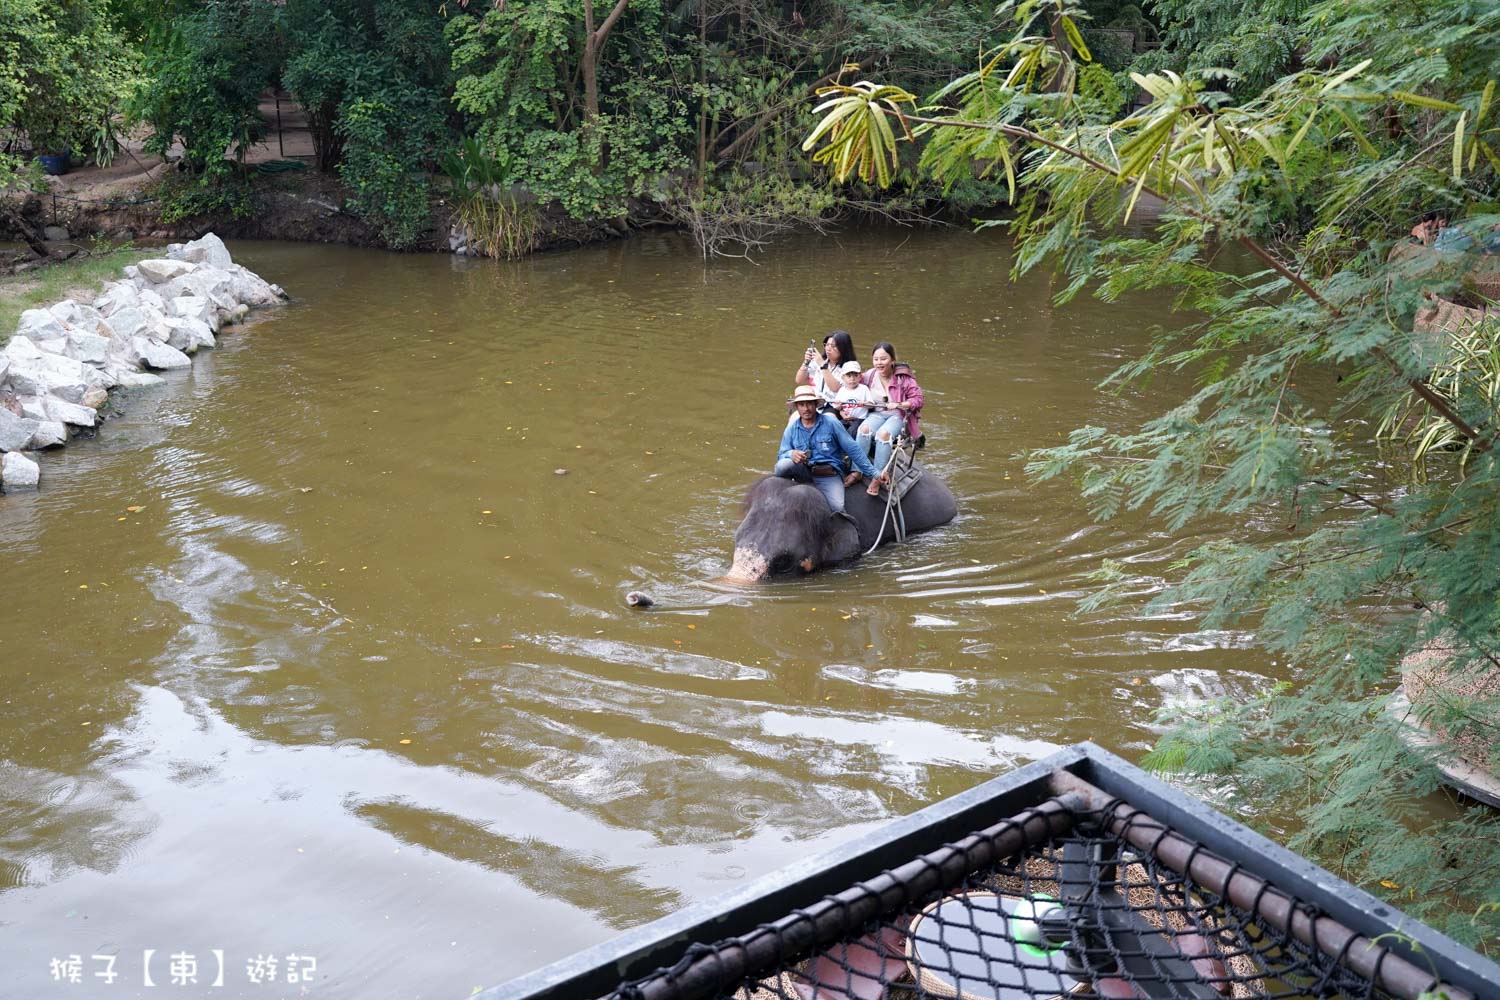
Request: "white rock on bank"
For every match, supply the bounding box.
[171,294,218,330]
[105,366,165,388]
[94,281,141,318]
[164,317,215,354]
[1,450,40,489]
[4,231,284,490]
[0,408,39,452]
[17,308,68,344]
[104,306,151,343]
[3,362,50,398]
[36,353,111,399]
[4,336,43,362]
[144,317,172,344]
[225,264,285,307]
[41,395,98,428]
[137,258,197,283]
[49,300,105,329]
[168,233,234,269]
[62,330,111,365]
[29,420,67,449]
[134,338,193,371]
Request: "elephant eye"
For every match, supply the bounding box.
[769,554,795,575]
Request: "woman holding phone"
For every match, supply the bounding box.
[793,330,859,404]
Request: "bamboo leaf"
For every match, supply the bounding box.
[1479,140,1500,174]
[1392,90,1464,112]
[997,139,1017,202]
[1130,72,1171,101]
[802,99,862,151]
[1319,58,1372,94]
[1330,106,1379,158]
[1477,79,1496,127]
[1285,109,1318,158]
[1059,15,1091,61]
[1454,111,1467,179]
[1123,168,1149,222]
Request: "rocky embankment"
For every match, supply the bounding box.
[0,233,285,491]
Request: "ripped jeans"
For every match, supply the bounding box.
[856,412,904,478]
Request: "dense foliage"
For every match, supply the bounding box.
[27,0,1064,249]
[1,0,1158,250]
[806,0,1500,947]
[0,0,137,184]
[131,0,280,220]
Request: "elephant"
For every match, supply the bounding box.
[724,471,957,582]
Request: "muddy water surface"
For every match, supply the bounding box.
[0,230,1278,998]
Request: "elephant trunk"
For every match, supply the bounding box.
[723,546,770,583]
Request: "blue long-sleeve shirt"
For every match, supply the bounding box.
[778,413,879,479]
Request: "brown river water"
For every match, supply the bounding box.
[0,229,1283,998]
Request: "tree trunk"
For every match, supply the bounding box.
[581,0,631,129]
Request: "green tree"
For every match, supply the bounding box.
[130,0,282,218]
[804,0,1500,946]
[281,0,452,246]
[1130,0,1309,99]
[1,0,138,164]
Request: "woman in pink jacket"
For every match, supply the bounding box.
[856,341,924,495]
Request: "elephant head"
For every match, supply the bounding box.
[724,476,862,582]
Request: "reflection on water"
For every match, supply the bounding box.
[0,228,1282,997]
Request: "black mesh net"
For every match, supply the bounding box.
[603,794,1436,1000]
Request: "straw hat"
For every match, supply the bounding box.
[788,385,822,404]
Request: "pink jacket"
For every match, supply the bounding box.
[863,363,924,440]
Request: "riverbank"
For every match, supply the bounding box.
[0,245,153,335]
[2,151,962,262]
[0,233,286,491]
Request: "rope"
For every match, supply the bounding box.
[863,434,912,556]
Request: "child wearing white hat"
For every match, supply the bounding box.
[833,360,874,426]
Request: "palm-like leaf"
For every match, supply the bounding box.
[802,81,917,186]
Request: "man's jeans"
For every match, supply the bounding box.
[773,458,846,513]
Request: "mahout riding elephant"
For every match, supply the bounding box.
[724,473,957,582]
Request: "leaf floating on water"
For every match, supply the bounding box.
[757,425,771,430]
[672,639,683,645]
[126,505,144,512]
[481,510,492,515]
[78,584,88,590]
[1130,677,1144,686]
[841,615,852,620]
[499,644,514,649]
[117,517,127,522]
[1379,879,1401,889]
[399,739,412,745]
[686,624,697,630]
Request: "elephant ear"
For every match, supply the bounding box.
[823,517,864,566]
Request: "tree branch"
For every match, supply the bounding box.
[871,107,1491,454]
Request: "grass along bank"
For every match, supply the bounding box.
[1,244,151,339]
